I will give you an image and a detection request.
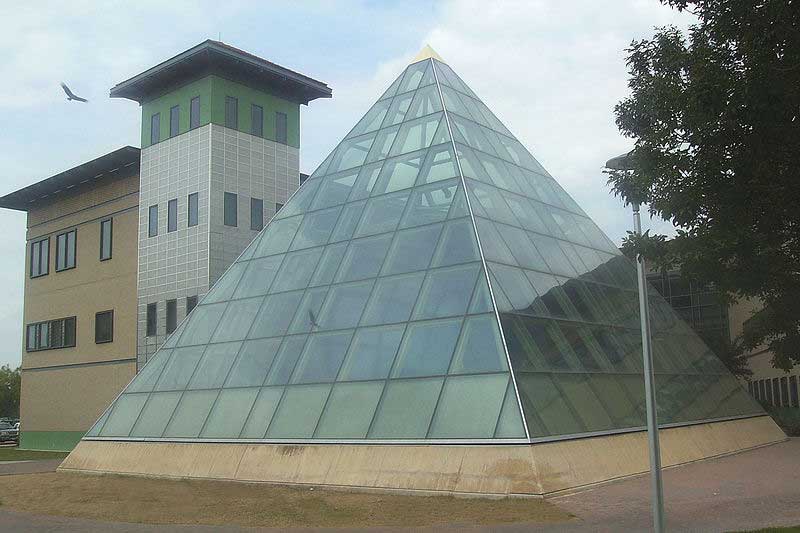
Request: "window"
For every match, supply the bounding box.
[30,237,49,278]
[168,199,178,232]
[790,375,799,407]
[188,192,199,227]
[146,303,157,337]
[148,205,158,237]
[166,299,177,334]
[186,296,198,315]
[95,310,114,344]
[55,229,76,271]
[150,113,160,145]
[225,96,238,129]
[224,192,238,227]
[169,105,180,137]
[772,378,781,406]
[275,202,284,213]
[251,104,263,137]
[276,111,288,144]
[190,96,200,129]
[250,197,263,231]
[26,316,76,352]
[100,219,112,260]
[299,173,308,186]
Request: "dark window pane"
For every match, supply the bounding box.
[30,237,49,277]
[186,296,198,315]
[148,205,158,237]
[224,192,237,227]
[275,202,284,213]
[225,96,238,129]
[166,299,177,334]
[95,311,114,343]
[276,111,288,144]
[167,199,177,232]
[251,104,263,137]
[55,230,76,271]
[169,105,180,137]
[190,96,200,129]
[150,113,160,144]
[188,193,198,227]
[100,219,112,260]
[250,197,264,231]
[64,317,76,347]
[146,303,157,337]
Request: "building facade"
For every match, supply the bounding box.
[0,147,141,450]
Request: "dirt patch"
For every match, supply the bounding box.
[0,448,68,462]
[0,472,571,529]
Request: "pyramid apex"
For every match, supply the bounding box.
[412,44,444,63]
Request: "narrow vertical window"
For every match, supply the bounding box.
[251,104,263,137]
[225,96,238,129]
[55,229,76,271]
[168,199,178,232]
[275,202,284,214]
[188,192,199,227]
[100,218,112,261]
[169,105,180,137]
[186,295,198,315]
[275,111,288,144]
[190,96,200,129]
[146,303,157,337]
[166,299,177,334]
[772,378,780,406]
[250,197,264,231]
[148,205,158,237]
[30,237,49,277]
[299,173,308,186]
[790,375,798,407]
[224,192,238,227]
[95,310,114,344]
[150,113,160,144]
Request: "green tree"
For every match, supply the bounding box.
[609,0,800,371]
[0,365,21,419]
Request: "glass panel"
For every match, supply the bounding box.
[163,390,218,438]
[516,373,584,438]
[266,384,331,438]
[392,318,461,377]
[310,242,348,287]
[315,381,384,438]
[155,346,205,391]
[495,382,526,438]
[339,325,405,380]
[271,247,323,292]
[330,200,366,242]
[291,330,353,384]
[126,351,171,393]
[465,179,520,227]
[413,263,480,319]
[180,343,237,390]
[529,234,577,276]
[265,335,308,386]
[225,338,282,388]
[388,113,443,157]
[415,144,459,186]
[373,153,425,196]
[318,281,373,330]
[396,60,429,95]
[130,392,182,438]
[210,298,262,342]
[348,98,392,137]
[290,206,341,250]
[366,124,400,163]
[495,223,549,271]
[361,272,425,326]
[368,378,443,439]
[449,314,508,374]
[382,224,442,275]
[327,132,376,174]
[311,169,360,210]
[336,233,393,282]
[406,84,443,119]
[249,291,303,338]
[203,263,246,303]
[355,190,410,237]
[431,218,480,267]
[288,286,328,334]
[240,387,284,438]
[98,393,148,436]
[201,388,260,438]
[253,215,301,257]
[233,256,283,299]
[429,374,508,438]
[474,218,517,265]
[400,179,458,228]
[382,90,415,126]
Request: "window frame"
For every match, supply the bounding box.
[146,303,157,337]
[55,229,77,272]
[250,197,264,231]
[251,104,264,137]
[275,111,288,144]
[188,192,199,227]
[150,112,160,145]
[167,199,178,233]
[186,295,198,316]
[94,310,114,344]
[190,96,200,129]
[30,236,50,278]
[224,192,238,227]
[25,316,76,352]
[99,218,113,261]
[169,105,180,138]
[275,202,284,214]
[166,299,177,335]
[148,204,159,237]
[225,96,238,129]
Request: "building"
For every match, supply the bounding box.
[0,147,141,451]
[0,41,330,450]
[61,47,784,496]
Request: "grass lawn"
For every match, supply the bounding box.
[0,448,69,462]
[0,472,572,529]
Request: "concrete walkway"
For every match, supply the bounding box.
[0,439,797,532]
[0,458,62,476]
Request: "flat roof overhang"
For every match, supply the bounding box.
[0,146,140,212]
[110,40,332,105]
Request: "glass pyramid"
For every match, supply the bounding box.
[87,51,763,444]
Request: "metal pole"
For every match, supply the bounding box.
[632,202,665,532]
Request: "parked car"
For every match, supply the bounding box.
[0,421,18,443]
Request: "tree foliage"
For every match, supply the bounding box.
[609,0,800,370]
[0,365,21,419]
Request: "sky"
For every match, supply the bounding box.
[0,0,694,368]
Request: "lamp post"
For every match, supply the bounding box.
[605,151,665,533]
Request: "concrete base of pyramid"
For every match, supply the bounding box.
[60,416,784,496]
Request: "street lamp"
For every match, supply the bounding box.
[605,151,665,533]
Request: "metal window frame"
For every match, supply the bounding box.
[225,96,239,130]
[146,303,158,337]
[169,105,180,138]
[99,218,113,261]
[167,198,178,233]
[166,299,178,335]
[188,192,199,227]
[148,204,159,237]
[95,310,114,344]
[275,111,288,144]
[189,96,201,129]
[54,229,77,272]
[25,315,77,352]
[150,112,160,145]
[29,236,50,278]
[250,197,264,231]
[224,192,238,227]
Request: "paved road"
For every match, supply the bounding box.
[0,439,798,532]
[0,459,63,476]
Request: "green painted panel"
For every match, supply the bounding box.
[19,431,85,451]
[140,75,300,149]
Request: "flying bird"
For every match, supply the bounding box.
[60,82,88,102]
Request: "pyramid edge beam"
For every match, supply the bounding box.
[428,58,532,441]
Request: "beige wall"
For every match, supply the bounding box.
[20,172,139,437]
